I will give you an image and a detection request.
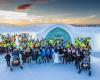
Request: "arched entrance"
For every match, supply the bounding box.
[45,27,71,42]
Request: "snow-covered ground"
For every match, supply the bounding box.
[0,52,100,80]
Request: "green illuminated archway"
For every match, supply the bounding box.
[45,27,71,42]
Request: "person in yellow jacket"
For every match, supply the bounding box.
[3,42,7,47]
[65,42,71,48]
[6,43,11,48]
[74,42,78,48]
[75,38,79,47]
[86,38,91,44]
[12,42,16,47]
[74,39,79,48]
[28,41,33,48]
[81,42,86,48]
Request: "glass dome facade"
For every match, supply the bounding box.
[45,27,71,42]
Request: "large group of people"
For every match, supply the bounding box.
[3,37,91,75]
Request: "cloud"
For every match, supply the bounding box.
[80,15,97,20]
[0,10,99,25]
[0,10,44,20]
[89,15,96,18]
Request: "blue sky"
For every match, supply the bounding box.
[0,0,100,24]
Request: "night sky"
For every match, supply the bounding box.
[0,0,100,24]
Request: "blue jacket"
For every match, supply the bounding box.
[41,48,46,56]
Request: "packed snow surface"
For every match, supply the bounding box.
[0,53,100,80]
